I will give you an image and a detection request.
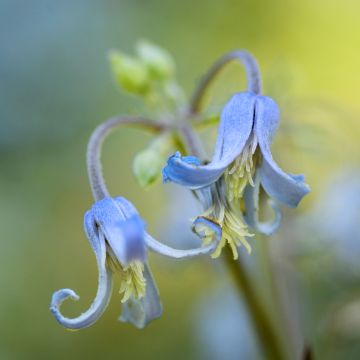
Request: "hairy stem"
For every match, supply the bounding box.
[224,247,287,360]
[189,50,262,115]
[87,116,168,201]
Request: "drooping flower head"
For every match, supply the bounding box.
[163,92,310,258]
[50,196,162,329]
[50,47,310,333]
[50,196,220,330]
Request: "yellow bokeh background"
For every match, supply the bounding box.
[1,1,360,359]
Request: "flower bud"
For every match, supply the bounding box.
[133,134,174,187]
[136,40,175,80]
[108,50,150,95]
[133,149,163,188]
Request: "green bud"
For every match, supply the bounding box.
[133,148,164,188]
[108,50,150,95]
[133,133,174,187]
[136,40,175,80]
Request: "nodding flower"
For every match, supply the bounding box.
[163,91,310,259]
[50,196,220,330]
[50,49,310,331]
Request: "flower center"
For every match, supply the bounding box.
[193,134,258,259]
[118,261,146,303]
[194,185,253,260]
[225,133,258,202]
[107,249,146,303]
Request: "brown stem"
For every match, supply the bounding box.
[224,247,287,360]
[302,345,314,360]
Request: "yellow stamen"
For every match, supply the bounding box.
[106,247,146,303]
[211,203,253,259]
[195,201,253,260]
[194,134,258,259]
[118,261,146,303]
[225,133,258,202]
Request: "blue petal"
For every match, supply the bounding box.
[50,211,113,329]
[92,197,146,265]
[255,96,310,207]
[211,92,256,163]
[162,92,257,189]
[119,263,162,328]
[162,153,201,183]
[114,196,139,217]
[192,216,222,240]
[145,232,219,259]
[243,172,282,235]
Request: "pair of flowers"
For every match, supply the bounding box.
[50,52,309,330]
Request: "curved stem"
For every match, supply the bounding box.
[87,116,169,201]
[189,50,262,115]
[224,247,287,360]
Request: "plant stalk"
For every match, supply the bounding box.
[224,247,287,360]
[86,115,168,201]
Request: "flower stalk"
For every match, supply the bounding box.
[224,247,287,360]
[188,50,262,115]
[86,116,168,201]
[183,51,297,360]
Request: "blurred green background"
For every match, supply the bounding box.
[1,0,360,359]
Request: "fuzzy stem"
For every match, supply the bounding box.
[189,50,262,115]
[86,116,168,201]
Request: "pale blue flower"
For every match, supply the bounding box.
[163,92,310,258]
[50,196,219,329]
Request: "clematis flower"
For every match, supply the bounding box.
[50,196,219,330]
[163,91,310,258]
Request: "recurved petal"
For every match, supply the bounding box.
[192,216,222,241]
[119,263,162,328]
[92,197,146,265]
[50,211,113,330]
[162,152,214,188]
[255,95,310,207]
[243,172,282,235]
[145,231,219,259]
[162,92,256,189]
